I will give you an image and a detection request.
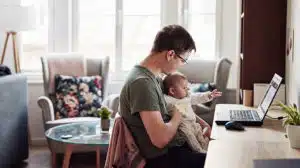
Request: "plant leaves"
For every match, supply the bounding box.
[278,101,300,126]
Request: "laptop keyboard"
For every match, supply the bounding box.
[230,110,260,121]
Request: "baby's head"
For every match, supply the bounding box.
[163,72,189,99]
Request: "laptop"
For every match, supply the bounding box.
[215,73,283,126]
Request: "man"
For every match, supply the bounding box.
[119,24,207,168]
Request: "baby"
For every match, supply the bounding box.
[163,72,222,153]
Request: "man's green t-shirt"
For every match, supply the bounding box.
[119,65,171,159]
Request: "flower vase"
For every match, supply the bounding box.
[101,118,110,131]
[287,125,300,148]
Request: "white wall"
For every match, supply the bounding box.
[27,83,45,145]
[286,0,300,105]
[0,0,240,145]
[219,0,238,89]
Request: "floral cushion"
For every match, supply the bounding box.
[190,82,216,93]
[190,82,216,107]
[54,75,102,119]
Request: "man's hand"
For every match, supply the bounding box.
[202,125,212,138]
[167,104,183,119]
[172,106,183,120]
[196,116,211,138]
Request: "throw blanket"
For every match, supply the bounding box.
[105,117,146,168]
[165,92,211,153]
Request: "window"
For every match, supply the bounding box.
[21,0,48,72]
[20,0,219,76]
[78,0,116,70]
[77,0,160,73]
[122,0,160,71]
[182,0,217,60]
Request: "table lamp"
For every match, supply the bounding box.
[0,4,37,72]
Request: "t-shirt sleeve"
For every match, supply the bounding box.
[129,78,161,114]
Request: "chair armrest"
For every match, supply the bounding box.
[37,96,55,125]
[192,104,214,126]
[102,94,120,118]
[192,104,211,115]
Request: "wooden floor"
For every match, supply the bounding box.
[17,146,107,168]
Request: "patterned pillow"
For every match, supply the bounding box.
[190,82,216,107]
[54,75,102,119]
[190,82,216,93]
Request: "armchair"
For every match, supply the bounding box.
[37,53,119,154]
[179,57,232,125]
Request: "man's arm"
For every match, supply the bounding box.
[129,78,181,149]
[140,110,181,148]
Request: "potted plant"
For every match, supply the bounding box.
[98,107,111,131]
[278,101,300,148]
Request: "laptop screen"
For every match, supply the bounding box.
[258,74,282,117]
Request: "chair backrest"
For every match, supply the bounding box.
[211,57,232,107]
[213,57,232,96]
[179,57,232,107]
[105,117,146,168]
[179,58,232,89]
[85,56,110,100]
[179,59,216,83]
[41,53,110,100]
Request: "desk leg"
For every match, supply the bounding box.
[96,146,100,168]
[63,144,73,168]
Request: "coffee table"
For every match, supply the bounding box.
[45,121,113,168]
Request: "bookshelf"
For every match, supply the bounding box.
[237,0,287,105]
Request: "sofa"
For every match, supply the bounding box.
[0,74,29,167]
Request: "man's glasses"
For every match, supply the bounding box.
[176,54,188,64]
[174,51,189,64]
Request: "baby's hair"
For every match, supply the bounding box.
[163,72,187,95]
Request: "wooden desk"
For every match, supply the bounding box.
[205,140,300,168]
[211,104,288,142]
[205,104,300,168]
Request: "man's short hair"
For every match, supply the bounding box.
[163,72,187,95]
[151,25,196,55]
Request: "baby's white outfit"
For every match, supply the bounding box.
[165,92,212,153]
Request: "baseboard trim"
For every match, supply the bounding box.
[31,137,48,146]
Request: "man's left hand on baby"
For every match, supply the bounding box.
[210,89,222,99]
[202,125,212,139]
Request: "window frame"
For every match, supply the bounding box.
[179,0,221,60]
[22,0,221,82]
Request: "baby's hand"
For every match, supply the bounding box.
[210,89,222,99]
